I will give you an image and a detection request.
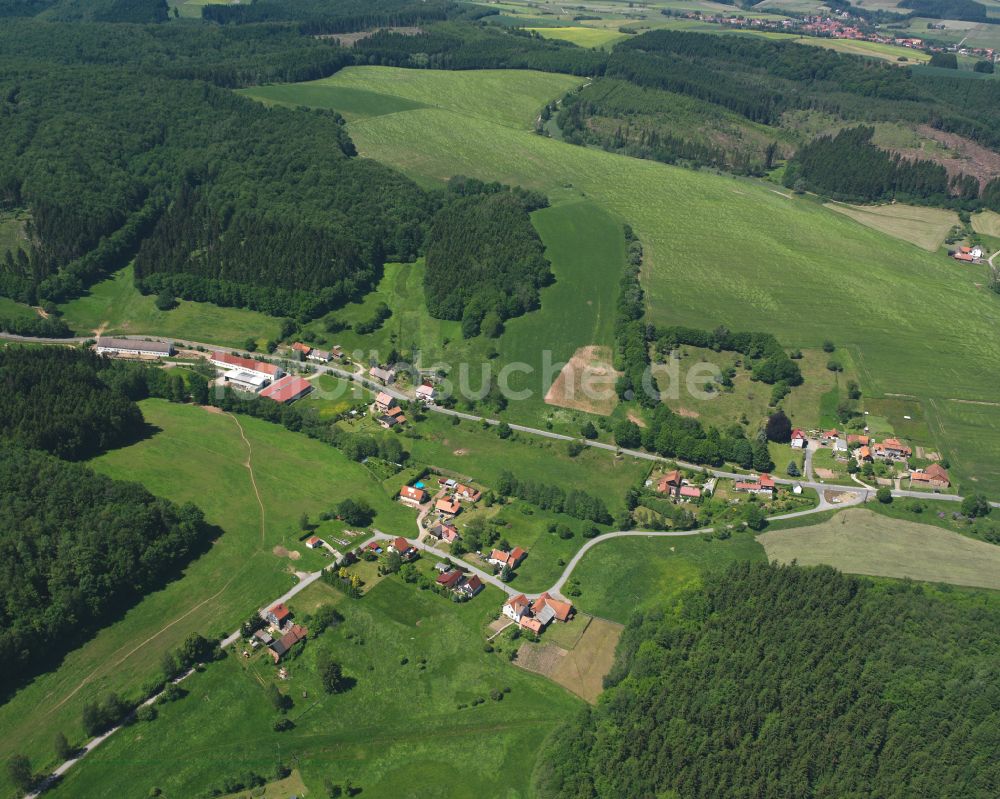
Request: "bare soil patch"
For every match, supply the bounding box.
[677,407,701,419]
[815,467,837,479]
[514,616,623,704]
[544,345,620,416]
[452,448,468,456]
[626,411,646,428]
[315,26,423,46]
[892,126,1000,189]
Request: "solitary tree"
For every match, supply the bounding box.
[961,493,991,518]
[580,421,598,439]
[54,731,72,761]
[765,410,792,443]
[876,487,893,504]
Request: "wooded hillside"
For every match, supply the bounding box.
[535,562,1000,798]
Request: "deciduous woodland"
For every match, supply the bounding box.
[535,562,1000,799]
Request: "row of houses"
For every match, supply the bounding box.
[374,391,408,429]
[502,592,573,635]
[291,341,343,363]
[853,437,912,463]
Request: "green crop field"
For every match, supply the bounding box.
[0,399,415,796]
[262,65,1000,493]
[568,533,766,623]
[238,83,430,121]
[758,507,1000,589]
[44,578,582,799]
[526,25,630,48]
[825,202,959,251]
[58,264,281,348]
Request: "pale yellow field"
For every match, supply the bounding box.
[825,202,958,252]
[971,210,1000,238]
[525,26,630,48]
[759,508,1000,589]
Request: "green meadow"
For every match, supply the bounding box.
[58,264,281,348]
[45,578,582,799]
[569,533,767,623]
[526,25,630,48]
[250,66,1000,493]
[0,400,413,796]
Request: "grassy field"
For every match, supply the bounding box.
[525,25,630,48]
[568,533,766,623]
[0,296,40,322]
[45,577,582,799]
[243,66,583,131]
[58,264,281,348]
[758,507,1000,589]
[972,210,1000,238]
[254,65,1000,494]
[825,202,959,252]
[0,400,415,797]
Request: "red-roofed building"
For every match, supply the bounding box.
[791,429,807,449]
[679,485,702,500]
[268,623,308,662]
[435,569,463,589]
[455,484,482,502]
[428,522,459,543]
[436,498,462,517]
[291,342,312,355]
[210,351,283,381]
[391,537,418,562]
[847,434,871,446]
[735,474,775,496]
[260,375,313,404]
[267,602,291,627]
[874,438,912,461]
[459,574,483,598]
[531,592,574,623]
[856,445,873,463]
[399,485,428,507]
[910,463,950,488]
[502,593,531,623]
[306,536,323,549]
[657,470,683,493]
[374,392,396,413]
[821,429,839,441]
[489,547,526,569]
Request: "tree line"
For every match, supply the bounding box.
[496,470,613,524]
[536,561,1000,798]
[614,224,657,408]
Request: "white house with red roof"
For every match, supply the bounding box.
[435,497,462,517]
[790,429,807,449]
[266,602,291,628]
[374,391,397,414]
[259,375,313,404]
[488,546,526,570]
[390,536,418,562]
[210,351,283,383]
[873,438,912,461]
[399,485,428,507]
[734,473,776,496]
[502,592,573,634]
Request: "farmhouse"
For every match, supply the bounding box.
[489,547,526,569]
[416,381,436,403]
[454,483,482,502]
[502,592,572,634]
[267,602,291,628]
[910,463,950,488]
[821,429,839,441]
[268,623,308,663]
[210,352,283,382]
[391,536,418,562]
[734,474,776,496]
[399,485,428,507]
[378,414,402,429]
[374,392,397,414]
[458,574,483,598]
[873,438,912,461]
[790,429,807,449]
[847,434,871,446]
[369,366,396,385]
[855,445,873,463]
[291,342,312,356]
[436,498,462,517]
[656,470,682,493]
[435,569,463,589]
[95,337,174,358]
[307,349,332,363]
[259,375,313,404]
[678,485,702,501]
[306,536,323,549]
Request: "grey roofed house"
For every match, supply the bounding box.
[253,629,273,645]
[434,562,450,573]
[95,337,174,356]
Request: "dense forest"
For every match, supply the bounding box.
[0,347,144,459]
[899,0,991,23]
[535,562,1000,798]
[783,126,973,205]
[0,444,214,689]
[423,182,552,338]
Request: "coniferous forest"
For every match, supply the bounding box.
[535,562,1000,799]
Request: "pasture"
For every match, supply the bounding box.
[0,400,412,796]
[972,210,1000,238]
[268,65,1000,494]
[44,578,581,799]
[0,296,40,322]
[825,202,959,252]
[58,264,281,348]
[567,534,766,624]
[758,508,1000,589]
[525,25,630,48]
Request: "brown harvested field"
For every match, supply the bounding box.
[758,508,1000,590]
[544,344,620,416]
[514,615,622,704]
[971,210,1000,238]
[825,202,958,252]
[314,26,423,46]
